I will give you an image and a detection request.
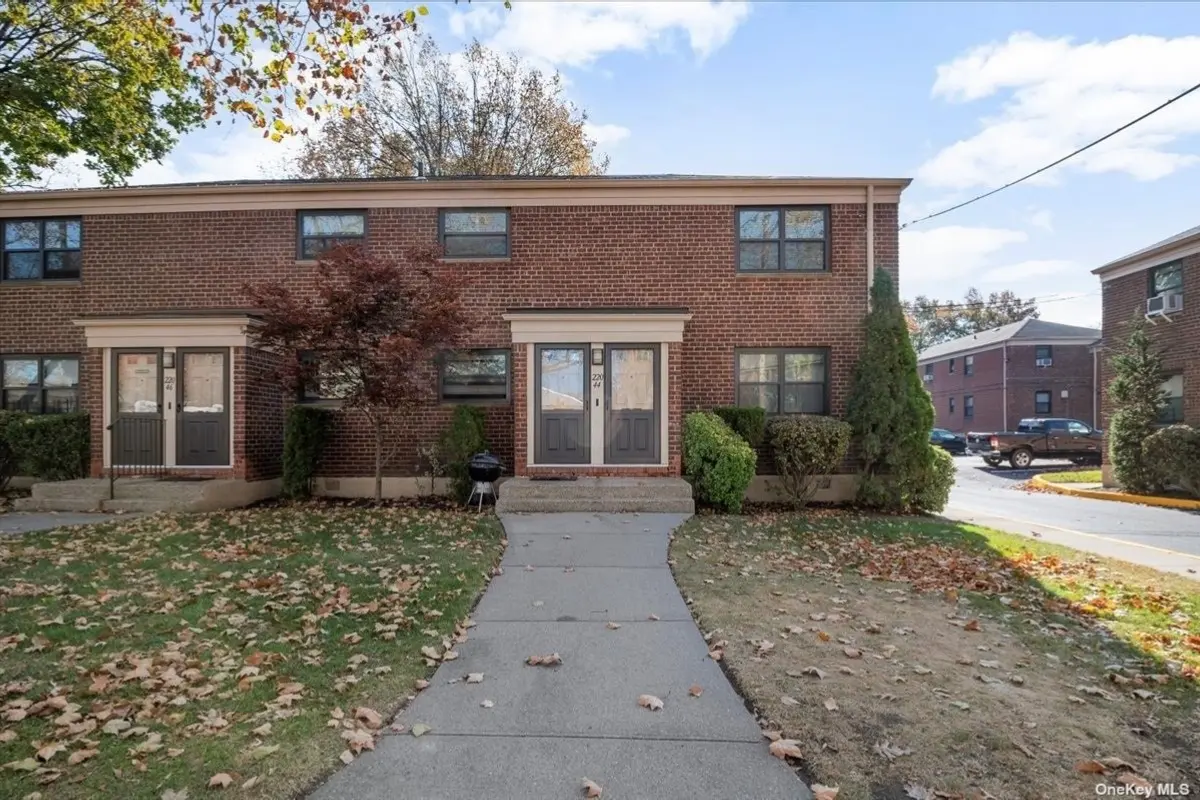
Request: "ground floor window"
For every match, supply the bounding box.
[440,349,510,402]
[948,396,955,414]
[964,394,974,418]
[1034,390,1051,415]
[1,355,79,413]
[1160,374,1184,424]
[735,348,828,414]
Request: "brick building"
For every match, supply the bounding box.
[916,318,1100,434]
[1094,224,1197,484]
[0,175,906,500]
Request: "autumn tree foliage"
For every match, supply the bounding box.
[904,287,1039,353]
[283,36,609,179]
[245,246,469,502]
[0,0,426,187]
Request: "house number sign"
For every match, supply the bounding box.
[591,372,604,389]
[164,375,176,392]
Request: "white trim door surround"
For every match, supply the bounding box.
[503,311,691,469]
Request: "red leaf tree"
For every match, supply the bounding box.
[245,246,470,501]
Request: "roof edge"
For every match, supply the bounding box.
[1093,227,1200,279]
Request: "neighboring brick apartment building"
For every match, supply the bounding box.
[0,175,906,499]
[1094,223,1197,483]
[917,318,1101,434]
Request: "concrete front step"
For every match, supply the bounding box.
[14,497,105,513]
[21,477,276,513]
[496,477,695,514]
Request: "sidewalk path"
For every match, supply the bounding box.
[311,512,809,799]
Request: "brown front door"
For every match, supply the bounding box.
[535,345,589,464]
[177,349,229,466]
[605,345,659,464]
[111,350,163,466]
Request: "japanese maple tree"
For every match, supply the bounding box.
[245,246,469,501]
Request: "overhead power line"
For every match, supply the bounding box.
[901,80,1200,229]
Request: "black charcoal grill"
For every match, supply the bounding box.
[466,451,503,510]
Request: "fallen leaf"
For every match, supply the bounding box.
[480,699,494,709]
[5,758,38,772]
[251,723,272,736]
[354,707,383,729]
[339,750,354,765]
[66,749,97,766]
[802,666,827,680]
[1098,757,1136,771]
[950,701,970,711]
[647,614,660,621]
[689,685,703,697]
[0,731,15,744]
[208,773,233,788]
[34,743,63,763]
[913,665,933,675]
[1116,773,1153,791]
[1074,760,1107,774]
[415,679,429,690]
[874,741,912,761]
[768,738,803,760]
[964,619,981,632]
[411,723,430,738]
[905,785,933,800]
[812,785,839,800]
[757,640,775,656]
[708,648,724,661]
[781,695,799,706]
[1131,689,1155,700]
[241,776,260,790]
[247,744,279,762]
[420,646,441,661]
[843,647,862,659]
[161,790,189,800]
[606,622,621,630]
[824,698,839,711]
[582,778,604,798]
[466,673,484,684]
[817,631,831,643]
[527,653,563,667]
[637,694,664,711]
[979,660,999,669]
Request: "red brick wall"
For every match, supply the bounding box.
[1100,253,1199,430]
[924,342,1097,433]
[1,201,897,479]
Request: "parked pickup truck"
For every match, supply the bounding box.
[981,418,1103,469]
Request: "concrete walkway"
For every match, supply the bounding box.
[312,512,808,799]
[0,511,118,536]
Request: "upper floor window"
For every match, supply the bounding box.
[440,210,510,258]
[1035,345,1052,366]
[439,349,510,403]
[1161,374,1184,424]
[948,357,956,374]
[736,348,828,414]
[964,355,974,376]
[1149,260,1183,297]
[298,211,365,260]
[924,363,933,377]
[736,206,829,272]
[1034,390,1051,415]
[2,356,79,413]
[3,219,81,280]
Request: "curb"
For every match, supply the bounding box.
[1032,476,1200,510]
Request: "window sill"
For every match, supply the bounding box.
[735,270,831,278]
[296,399,345,408]
[0,278,82,288]
[294,260,320,267]
[439,398,511,407]
[439,257,512,264]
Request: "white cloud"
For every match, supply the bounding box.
[979,258,1075,283]
[900,225,1027,284]
[448,1,751,68]
[584,122,632,149]
[1029,208,1053,232]
[918,33,1200,189]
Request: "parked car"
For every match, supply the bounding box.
[930,428,967,455]
[981,418,1103,469]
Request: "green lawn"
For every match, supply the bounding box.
[1038,469,1102,483]
[0,504,504,799]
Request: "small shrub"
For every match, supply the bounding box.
[1144,424,1200,498]
[281,406,331,499]
[1107,313,1166,494]
[712,406,766,448]
[0,438,15,492]
[766,415,851,507]
[912,445,954,512]
[439,406,489,503]
[0,411,90,481]
[683,411,756,513]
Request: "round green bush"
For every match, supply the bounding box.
[683,411,756,513]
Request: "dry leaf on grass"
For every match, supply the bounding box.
[354,707,383,729]
[161,790,188,800]
[420,646,441,661]
[1117,773,1153,790]
[466,673,484,684]
[801,666,827,679]
[812,785,839,800]
[66,749,97,766]
[1075,760,1107,774]
[689,684,703,697]
[637,694,664,711]
[414,679,429,690]
[339,750,354,765]
[208,773,233,788]
[963,619,981,632]
[873,741,912,761]
[842,646,862,659]
[781,695,799,706]
[905,785,932,800]
[756,640,775,656]
[582,778,604,797]
[0,731,15,744]
[708,648,724,661]
[527,653,563,667]
[241,776,260,790]
[823,698,839,711]
[768,738,803,761]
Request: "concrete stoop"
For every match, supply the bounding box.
[495,477,695,514]
[14,477,280,513]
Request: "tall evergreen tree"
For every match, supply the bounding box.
[846,270,936,510]
[1107,312,1166,493]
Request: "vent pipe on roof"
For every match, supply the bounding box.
[416,161,426,180]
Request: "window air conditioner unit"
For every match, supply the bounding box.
[1035,358,1053,367]
[1146,292,1184,317]
[923,373,934,382]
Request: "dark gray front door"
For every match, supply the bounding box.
[112,350,164,466]
[177,350,230,466]
[605,345,659,464]
[535,346,589,464]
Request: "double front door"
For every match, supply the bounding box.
[534,344,660,465]
[111,349,230,467]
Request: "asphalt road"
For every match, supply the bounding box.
[941,454,1200,580]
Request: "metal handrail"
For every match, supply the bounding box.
[106,418,167,499]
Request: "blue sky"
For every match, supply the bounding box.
[59,2,1200,327]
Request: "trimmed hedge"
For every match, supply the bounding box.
[0,411,90,482]
[440,406,489,503]
[766,415,851,507]
[683,411,756,513]
[281,406,331,499]
[712,406,766,448]
[912,445,954,513]
[1144,424,1200,498]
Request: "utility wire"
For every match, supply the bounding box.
[906,291,1099,311]
[901,80,1200,229]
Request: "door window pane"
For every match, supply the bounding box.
[610,349,654,411]
[540,349,584,410]
[182,353,225,412]
[117,353,159,413]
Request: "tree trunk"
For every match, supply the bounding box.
[373,422,384,503]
